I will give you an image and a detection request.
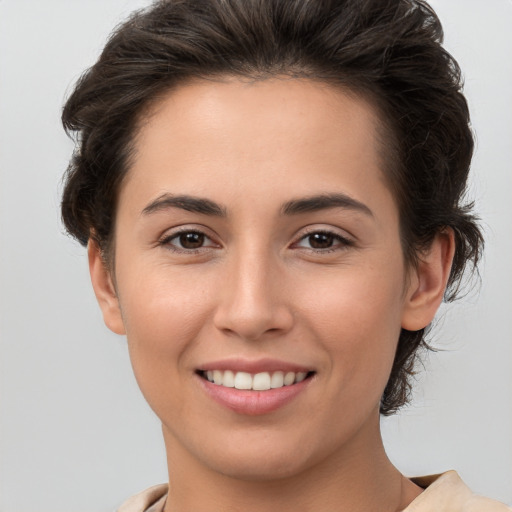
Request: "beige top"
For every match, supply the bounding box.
[117,471,511,512]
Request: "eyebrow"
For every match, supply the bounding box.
[141,192,372,218]
[281,193,373,217]
[141,194,227,217]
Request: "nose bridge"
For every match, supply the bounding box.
[214,241,292,340]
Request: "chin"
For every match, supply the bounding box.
[190,429,326,482]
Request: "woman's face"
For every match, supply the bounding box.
[93,78,430,479]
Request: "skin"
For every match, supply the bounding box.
[89,78,454,512]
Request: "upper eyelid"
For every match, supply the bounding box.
[294,232,352,247]
[293,225,354,242]
[159,224,216,240]
[158,226,221,250]
[156,224,354,247]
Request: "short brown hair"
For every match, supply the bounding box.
[61,0,483,414]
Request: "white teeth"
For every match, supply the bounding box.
[284,371,295,386]
[213,370,223,385]
[295,372,307,383]
[253,372,271,391]
[234,371,253,390]
[270,371,284,388]
[222,370,235,387]
[203,369,310,390]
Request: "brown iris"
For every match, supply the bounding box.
[307,232,335,249]
[179,232,205,249]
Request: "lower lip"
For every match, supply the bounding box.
[198,375,312,416]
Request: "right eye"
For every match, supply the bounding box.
[160,230,218,252]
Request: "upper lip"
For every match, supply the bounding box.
[197,358,314,374]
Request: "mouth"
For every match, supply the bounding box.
[196,359,316,414]
[197,369,315,391]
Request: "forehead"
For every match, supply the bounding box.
[123,77,394,218]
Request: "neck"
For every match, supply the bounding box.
[161,416,422,512]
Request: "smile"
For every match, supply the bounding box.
[200,370,311,390]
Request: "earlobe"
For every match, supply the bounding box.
[401,229,456,332]
[88,240,126,335]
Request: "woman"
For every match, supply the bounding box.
[60,0,510,510]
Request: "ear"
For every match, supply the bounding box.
[401,229,455,331]
[88,240,126,335]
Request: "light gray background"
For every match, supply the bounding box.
[0,1,511,510]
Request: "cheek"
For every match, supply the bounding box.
[301,264,405,335]
[118,258,215,337]
[123,280,203,344]
[299,268,405,396]
[115,267,215,407]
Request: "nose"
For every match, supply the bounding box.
[213,249,294,341]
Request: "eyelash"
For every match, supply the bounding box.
[158,228,218,253]
[293,229,354,253]
[158,228,354,254]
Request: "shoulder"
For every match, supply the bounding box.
[116,484,168,512]
[405,471,511,512]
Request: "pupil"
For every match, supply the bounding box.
[309,233,333,249]
[180,232,204,249]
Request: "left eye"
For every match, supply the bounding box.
[295,231,350,250]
